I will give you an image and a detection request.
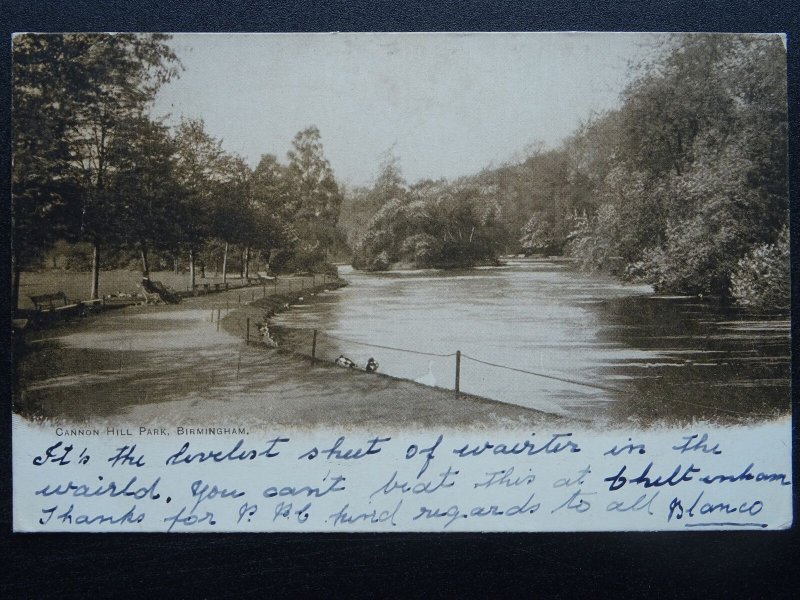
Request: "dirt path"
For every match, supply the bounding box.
[15,276,568,431]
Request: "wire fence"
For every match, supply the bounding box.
[205,275,781,418]
[321,332,457,358]
[260,327,627,400]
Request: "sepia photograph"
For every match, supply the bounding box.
[3,7,798,595]
[11,32,789,432]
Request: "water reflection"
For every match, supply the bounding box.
[593,295,790,424]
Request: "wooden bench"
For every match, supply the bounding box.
[29,291,82,315]
[193,282,230,294]
[29,292,102,320]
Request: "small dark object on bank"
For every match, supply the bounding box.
[366,357,379,373]
[335,354,357,368]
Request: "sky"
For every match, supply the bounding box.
[151,32,659,188]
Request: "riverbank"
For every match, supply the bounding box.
[14,273,566,430]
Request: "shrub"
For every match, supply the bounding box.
[730,226,789,310]
[371,250,391,271]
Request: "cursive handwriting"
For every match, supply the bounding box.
[298,436,390,461]
[36,476,161,501]
[605,463,700,492]
[370,466,458,499]
[165,438,289,465]
[452,433,581,458]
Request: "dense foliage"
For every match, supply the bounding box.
[344,34,788,307]
[729,225,790,310]
[350,164,506,270]
[12,34,343,309]
[564,35,789,303]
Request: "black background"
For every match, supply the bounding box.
[1,1,798,597]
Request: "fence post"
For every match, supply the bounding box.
[216,307,221,331]
[246,317,250,345]
[274,279,278,294]
[311,329,318,361]
[455,350,461,398]
[211,308,214,322]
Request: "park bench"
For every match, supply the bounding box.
[29,291,75,313]
[193,282,230,294]
[28,292,102,321]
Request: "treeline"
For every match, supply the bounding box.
[344,153,506,270]
[12,34,343,311]
[344,35,788,308]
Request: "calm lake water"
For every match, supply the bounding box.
[271,258,790,424]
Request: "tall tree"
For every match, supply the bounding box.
[285,126,343,259]
[210,153,254,282]
[107,116,183,277]
[12,33,180,301]
[173,118,225,289]
[11,35,84,310]
[250,154,295,270]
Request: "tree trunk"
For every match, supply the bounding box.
[90,240,101,300]
[200,263,205,279]
[174,257,179,274]
[140,245,150,278]
[239,249,245,279]
[189,248,196,290]
[244,246,250,279]
[222,242,228,284]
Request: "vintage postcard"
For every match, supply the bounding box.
[11,32,791,531]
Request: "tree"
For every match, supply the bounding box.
[210,153,256,281]
[285,126,343,260]
[730,225,789,309]
[353,178,506,271]
[12,33,180,303]
[12,35,87,309]
[173,118,225,289]
[64,34,179,297]
[106,116,183,277]
[520,212,555,255]
[338,148,408,251]
[563,34,788,302]
[250,154,295,272]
